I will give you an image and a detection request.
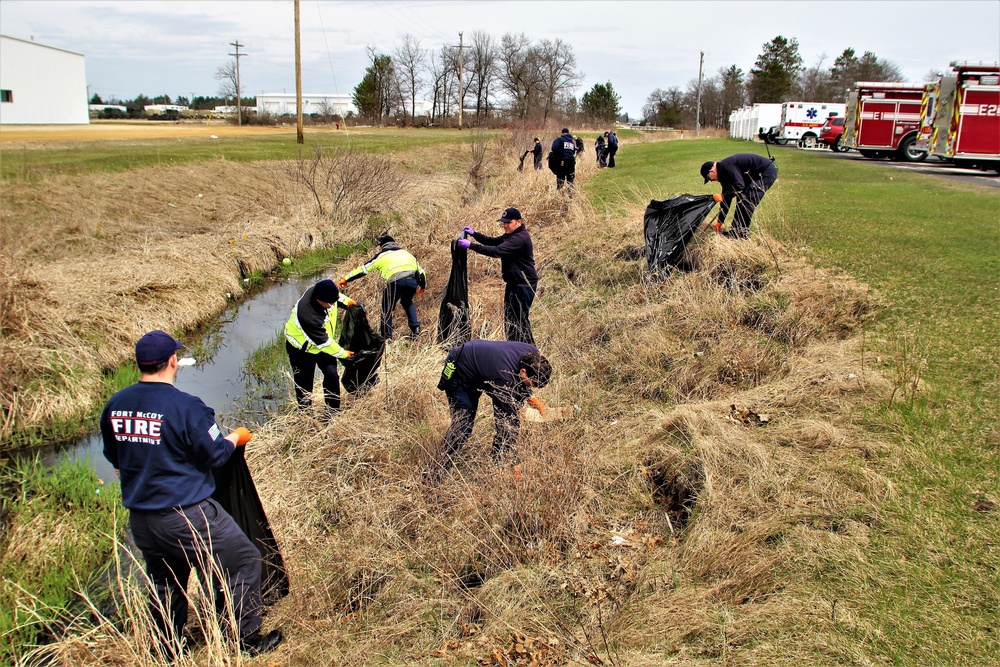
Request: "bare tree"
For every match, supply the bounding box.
[497,33,541,120]
[535,38,582,122]
[429,46,458,123]
[394,34,426,124]
[215,61,238,105]
[466,30,498,122]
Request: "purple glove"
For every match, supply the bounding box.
[463,226,476,236]
[456,238,472,249]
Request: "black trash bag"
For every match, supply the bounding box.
[211,447,289,605]
[338,304,385,395]
[546,150,560,175]
[437,235,471,346]
[643,194,717,276]
[517,150,531,172]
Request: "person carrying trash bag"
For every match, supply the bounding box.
[100,330,283,659]
[430,339,552,480]
[457,207,539,345]
[284,279,357,419]
[605,130,619,167]
[550,128,577,190]
[595,134,607,167]
[700,153,779,239]
[337,235,427,341]
[532,137,544,170]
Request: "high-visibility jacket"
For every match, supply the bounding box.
[344,245,426,287]
[284,288,351,359]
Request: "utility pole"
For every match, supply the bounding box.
[695,51,704,138]
[229,40,247,125]
[294,0,303,143]
[455,32,464,129]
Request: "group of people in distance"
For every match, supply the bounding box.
[98,129,779,660]
[525,128,619,191]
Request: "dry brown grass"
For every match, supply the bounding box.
[14,131,903,666]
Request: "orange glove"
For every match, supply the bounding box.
[417,287,425,295]
[344,350,355,359]
[343,298,358,308]
[233,427,253,446]
[527,396,548,414]
[713,220,723,234]
[336,278,347,289]
[712,193,724,203]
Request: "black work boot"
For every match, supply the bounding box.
[240,628,283,656]
[408,325,421,340]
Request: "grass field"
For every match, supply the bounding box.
[588,139,1000,664]
[1,129,997,666]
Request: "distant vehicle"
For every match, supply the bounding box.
[775,101,847,147]
[919,61,1000,171]
[819,115,848,151]
[841,82,927,162]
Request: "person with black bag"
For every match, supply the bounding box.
[101,330,283,658]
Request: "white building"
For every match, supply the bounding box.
[256,93,355,117]
[0,34,89,125]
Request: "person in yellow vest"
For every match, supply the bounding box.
[337,235,427,340]
[284,279,356,418]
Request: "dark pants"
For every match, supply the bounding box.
[556,157,576,189]
[129,498,263,646]
[504,283,536,345]
[286,341,340,414]
[730,163,778,237]
[381,278,419,339]
[533,153,543,170]
[607,145,618,167]
[439,377,522,471]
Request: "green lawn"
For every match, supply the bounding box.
[0,126,478,180]
[586,138,1000,664]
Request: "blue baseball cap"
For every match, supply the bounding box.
[135,330,184,365]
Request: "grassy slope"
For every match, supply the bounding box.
[588,138,999,664]
[0,127,479,180]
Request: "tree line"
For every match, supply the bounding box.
[643,36,905,129]
[352,31,622,126]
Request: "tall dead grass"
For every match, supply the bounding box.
[11,131,904,665]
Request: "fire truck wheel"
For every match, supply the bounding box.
[896,135,928,163]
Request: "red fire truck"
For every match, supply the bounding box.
[919,61,1000,171]
[842,82,928,161]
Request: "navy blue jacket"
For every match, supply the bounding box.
[445,340,538,398]
[551,133,577,160]
[102,381,235,511]
[715,153,776,222]
[468,223,538,287]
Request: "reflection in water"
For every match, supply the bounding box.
[36,276,316,484]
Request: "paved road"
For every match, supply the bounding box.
[779,145,1000,189]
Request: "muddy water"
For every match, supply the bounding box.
[37,276,317,484]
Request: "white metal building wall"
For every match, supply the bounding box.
[0,35,89,125]
[256,93,356,117]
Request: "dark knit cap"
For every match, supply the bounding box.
[313,279,339,304]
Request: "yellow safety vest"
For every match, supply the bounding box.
[284,293,350,358]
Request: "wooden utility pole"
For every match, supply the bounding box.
[457,32,464,129]
[695,51,704,138]
[229,40,247,125]
[294,0,303,143]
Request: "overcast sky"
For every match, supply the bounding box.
[2,0,998,117]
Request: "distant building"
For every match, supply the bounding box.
[256,93,355,117]
[0,34,88,125]
[89,104,127,114]
[144,104,189,115]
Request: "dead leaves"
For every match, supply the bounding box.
[727,403,770,426]
[479,633,566,666]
